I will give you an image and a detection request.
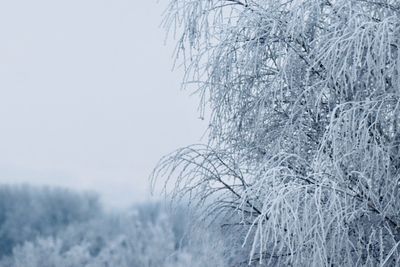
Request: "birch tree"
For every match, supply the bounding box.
[153,0,400,265]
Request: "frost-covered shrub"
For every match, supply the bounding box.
[9,238,91,267]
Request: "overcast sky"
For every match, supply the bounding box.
[0,0,207,208]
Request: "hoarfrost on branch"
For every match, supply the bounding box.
[153,1,400,265]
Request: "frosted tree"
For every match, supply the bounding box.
[153,0,400,265]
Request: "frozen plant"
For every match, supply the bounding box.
[153,0,400,266]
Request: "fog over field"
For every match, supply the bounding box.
[0,0,206,208]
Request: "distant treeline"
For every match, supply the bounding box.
[0,184,227,267]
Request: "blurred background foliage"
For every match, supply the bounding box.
[0,184,228,267]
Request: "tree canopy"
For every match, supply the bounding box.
[154,0,400,265]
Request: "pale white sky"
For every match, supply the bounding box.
[0,0,207,208]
